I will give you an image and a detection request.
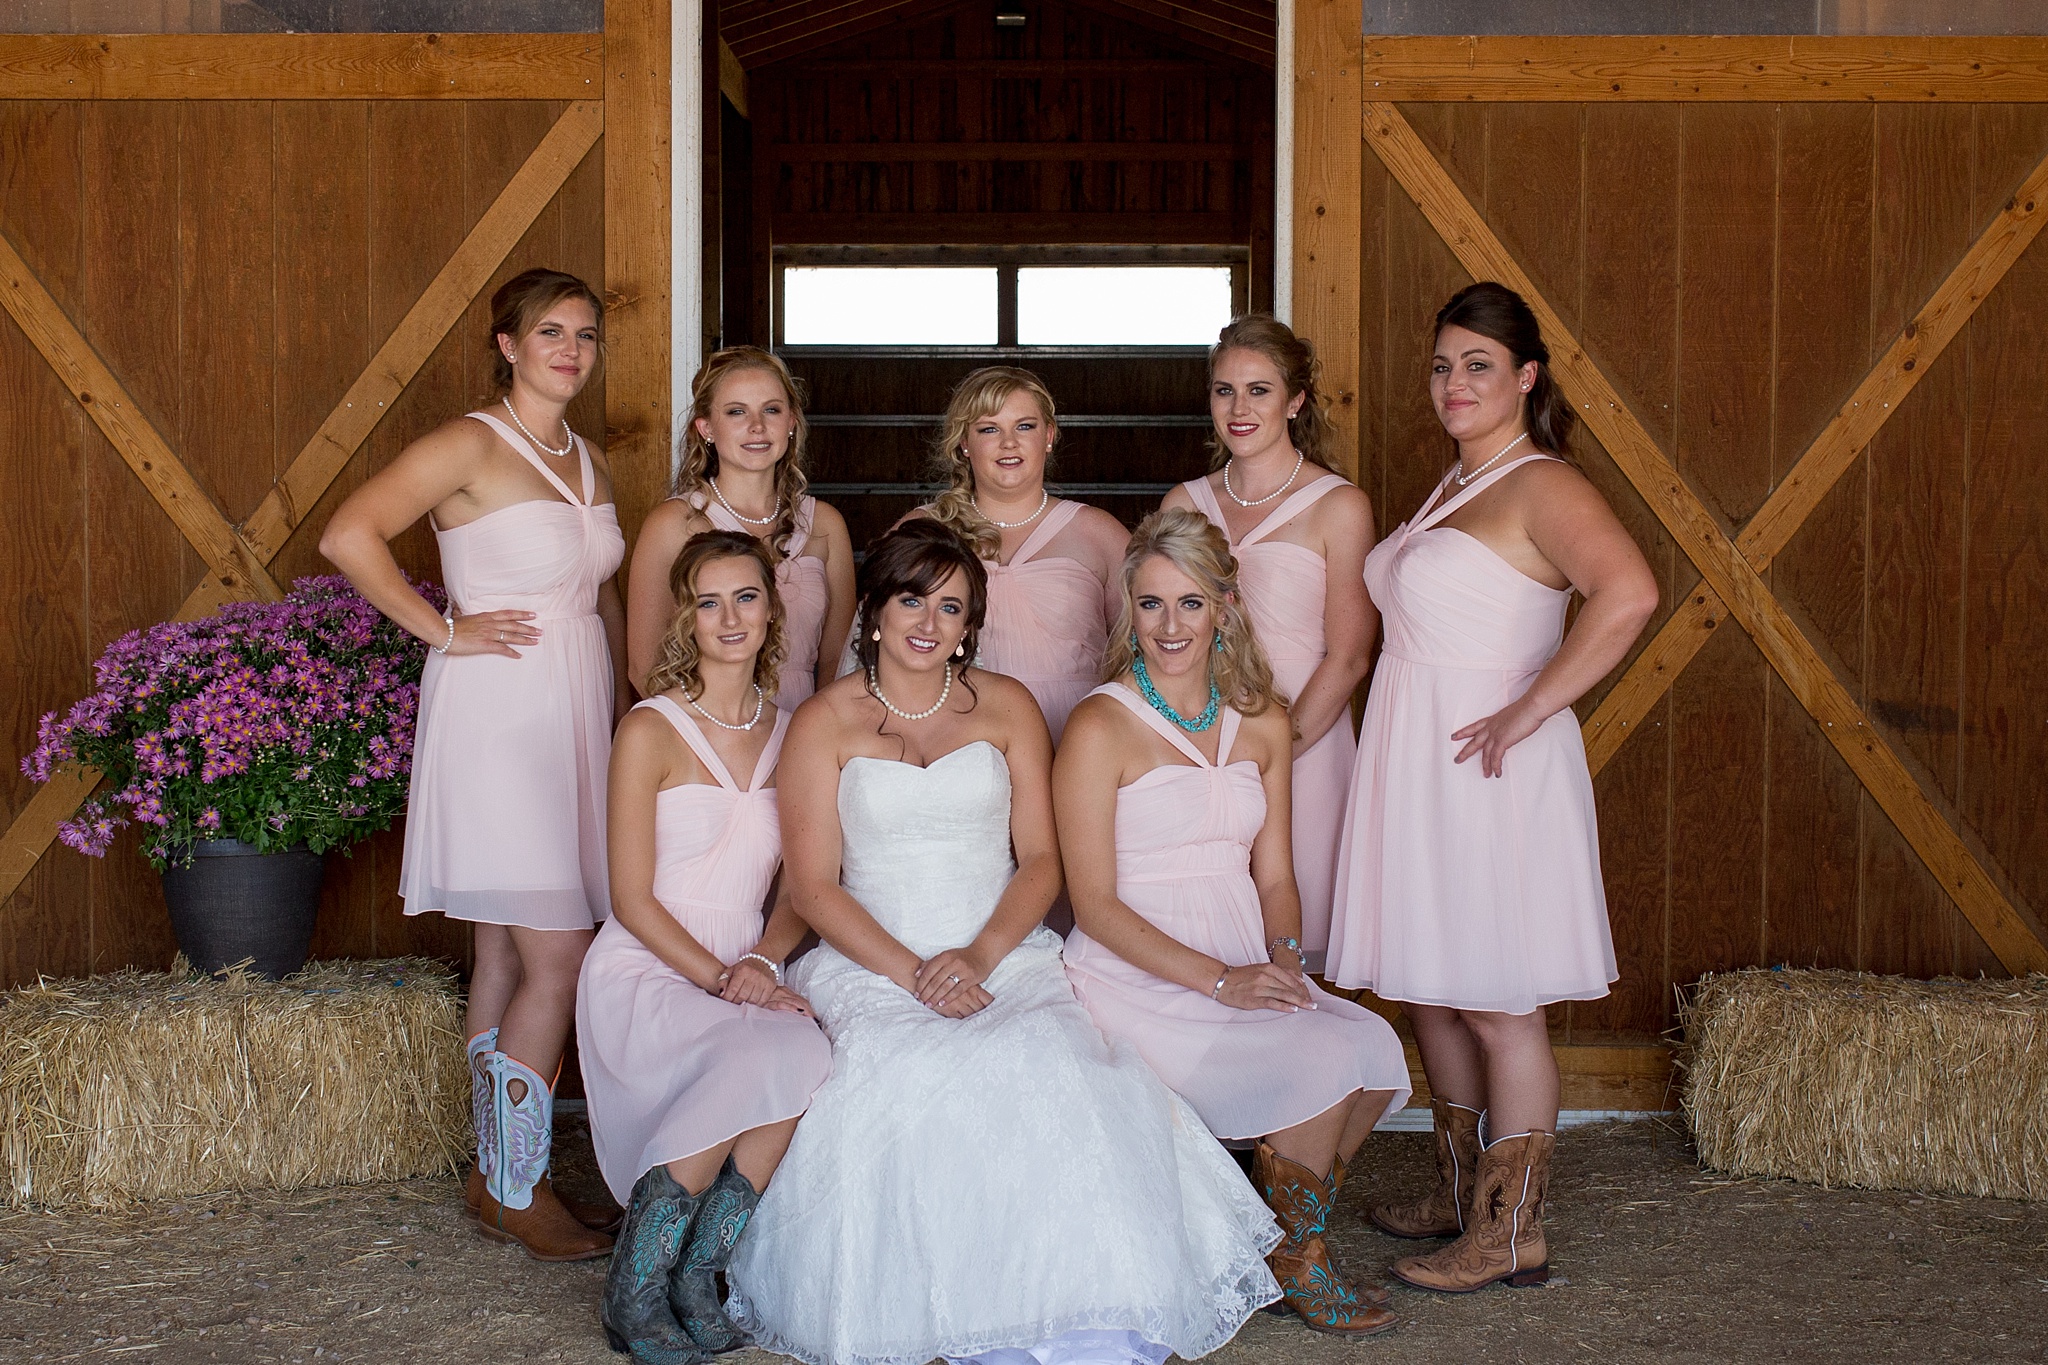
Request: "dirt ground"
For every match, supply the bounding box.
[3,1115,2044,1364]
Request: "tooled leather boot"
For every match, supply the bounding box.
[461,1031,621,1234]
[1254,1142,1397,1335]
[1391,1130,1554,1293]
[1369,1098,1482,1239]
[475,1049,614,1262]
[667,1160,761,1353]
[602,1165,708,1365]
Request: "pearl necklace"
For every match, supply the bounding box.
[868,664,952,722]
[1222,450,1305,507]
[503,397,573,458]
[1455,432,1528,487]
[974,488,1049,529]
[1131,653,1222,732]
[710,476,781,528]
[686,683,765,732]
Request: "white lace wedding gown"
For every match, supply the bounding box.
[725,741,1280,1365]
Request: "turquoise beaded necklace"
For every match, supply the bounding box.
[1131,649,1222,733]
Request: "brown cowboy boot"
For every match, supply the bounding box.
[1390,1130,1554,1293]
[474,1050,614,1262]
[466,1165,622,1233]
[1369,1098,1481,1239]
[1254,1142,1397,1335]
[460,1032,622,1233]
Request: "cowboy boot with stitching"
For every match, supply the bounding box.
[1254,1141,1397,1335]
[1391,1129,1554,1293]
[475,1049,614,1262]
[601,1164,708,1365]
[461,1030,622,1234]
[1370,1098,1483,1240]
[667,1160,761,1353]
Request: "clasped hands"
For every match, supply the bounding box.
[1214,948,1316,1014]
[909,945,996,1019]
[718,958,815,1017]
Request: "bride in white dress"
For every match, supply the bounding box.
[726,519,1281,1365]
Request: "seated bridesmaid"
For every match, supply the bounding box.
[628,346,857,712]
[1057,508,1412,1340]
[917,365,1129,744]
[578,530,834,1362]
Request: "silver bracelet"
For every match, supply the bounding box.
[1210,969,1228,1001]
[738,952,782,984]
[433,612,455,654]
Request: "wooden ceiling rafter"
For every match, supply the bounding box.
[722,0,1274,70]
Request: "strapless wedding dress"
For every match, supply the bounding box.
[725,741,1280,1365]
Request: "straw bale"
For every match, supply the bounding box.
[0,957,467,1210]
[1680,968,2048,1201]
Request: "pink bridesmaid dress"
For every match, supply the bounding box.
[1064,685,1410,1139]
[576,698,833,1205]
[690,492,831,714]
[980,500,1111,744]
[1181,474,1358,969]
[1325,455,1618,1013]
[399,412,625,930]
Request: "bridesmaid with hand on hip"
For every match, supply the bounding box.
[1326,282,1657,1295]
[580,530,832,1364]
[628,346,856,713]
[320,268,628,1261]
[1164,318,1376,972]
[1058,509,1411,1339]
[916,366,1130,745]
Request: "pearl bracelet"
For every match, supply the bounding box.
[738,952,782,984]
[1210,969,1228,1000]
[433,612,455,654]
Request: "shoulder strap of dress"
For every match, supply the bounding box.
[571,432,597,506]
[1214,703,1245,768]
[1090,682,1213,768]
[468,411,588,507]
[783,496,816,558]
[639,695,741,791]
[1412,454,1563,534]
[1240,471,1350,546]
[1181,475,1227,530]
[1009,499,1084,566]
[746,708,794,791]
[696,490,742,534]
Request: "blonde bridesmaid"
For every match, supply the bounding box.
[917,366,1129,745]
[1058,509,1408,1340]
[629,346,856,712]
[1163,317,1376,972]
[322,269,625,1261]
[581,530,833,1361]
[1327,282,1656,1295]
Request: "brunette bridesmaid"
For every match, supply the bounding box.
[1326,282,1657,1294]
[628,346,856,712]
[1058,509,1410,1339]
[580,530,832,1361]
[321,268,625,1261]
[1163,317,1376,972]
[917,366,1129,745]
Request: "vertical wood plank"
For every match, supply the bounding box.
[1574,102,1681,1039]
[0,101,92,985]
[606,0,674,548]
[1667,102,1777,990]
[1765,102,1873,970]
[1482,102,1582,327]
[1292,0,1361,479]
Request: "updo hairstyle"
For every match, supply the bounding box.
[489,268,605,394]
[928,366,1060,560]
[1206,314,1337,472]
[852,519,989,677]
[1102,507,1284,719]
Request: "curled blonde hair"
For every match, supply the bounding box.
[1102,508,1284,718]
[645,531,786,702]
[1207,314,1338,473]
[676,347,811,559]
[928,366,1059,560]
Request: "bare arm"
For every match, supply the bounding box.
[598,576,632,725]
[1246,709,1307,969]
[1079,506,1134,635]
[720,871,820,1014]
[625,499,697,695]
[1452,466,1659,777]
[1289,488,1377,754]
[605,711,732,992]
[812,502,859,692]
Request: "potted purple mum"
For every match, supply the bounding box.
[22,575,440,977]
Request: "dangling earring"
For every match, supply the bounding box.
[871,628,881,642]
[1129,633,1140,652]
[1213,634,1224,653]
[954,643,966,658]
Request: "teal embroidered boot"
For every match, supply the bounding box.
[667,1161,761,1353]
[1254,1141,1397,1336]
[602,1164,708,1364]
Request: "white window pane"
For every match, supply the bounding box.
[782,267,998,345]
[1017,266,1234,346]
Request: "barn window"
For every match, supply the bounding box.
[781,267,1000,346]
[1016,266,1234,346]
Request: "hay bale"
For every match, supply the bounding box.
[0,957,467,1210]
[1680,968,2048,1201]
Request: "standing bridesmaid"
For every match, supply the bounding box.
[581,531,833,1361]
[628,346,856,713]
[919,366,1129,745]
[1164,318,1375,972]
[321,268,626,1260]
[1326,282,1657,1293]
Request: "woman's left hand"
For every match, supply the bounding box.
[761,986,816,1018]
[720,957,781,1006]
[1451,697,1546,778]
[914,947,992,1009]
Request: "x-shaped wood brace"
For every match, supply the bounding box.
[1364,99,2048,974]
